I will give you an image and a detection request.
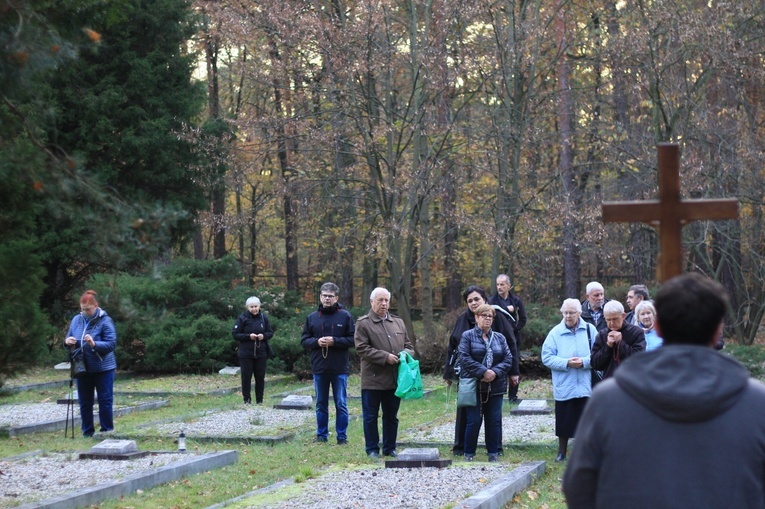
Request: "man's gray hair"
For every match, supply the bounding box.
[245,296,261,307]
[586,281,604,294]
[370,287,391,300]
[603,300,624,314]
[497,274,511,285]
[320,282,339,295]
[561,298,582,313]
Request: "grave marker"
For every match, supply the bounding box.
[385,447,451,468]
[219,366,241,375]
[273,394,313,410]
[80,439,150,460]
[511,399,550,415]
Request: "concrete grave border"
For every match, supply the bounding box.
[13,450,237,509]
[0,400,168,437]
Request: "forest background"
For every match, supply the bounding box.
[2,0,764,381]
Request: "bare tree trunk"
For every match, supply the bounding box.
[555,0,580,299]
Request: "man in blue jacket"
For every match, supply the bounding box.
[301,282,356,444]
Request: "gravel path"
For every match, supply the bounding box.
[146,406,314,436]
[0,452,189,506]
[241,464,513,509]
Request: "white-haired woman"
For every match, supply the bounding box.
[542,298,598,462]
[232,296,274,404]
[635,300,663,351]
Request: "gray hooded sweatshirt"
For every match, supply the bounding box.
[563,344,765,509]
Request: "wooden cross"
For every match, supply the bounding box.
[602,143,739,282]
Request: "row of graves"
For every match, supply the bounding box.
[0,364,552,508]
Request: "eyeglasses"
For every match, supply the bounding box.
[479,314,494,319]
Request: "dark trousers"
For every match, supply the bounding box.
[76,369,115,436]
[240,356,267,403]
[453,406,468,453]
[361,389,401,455]
[464,393,504,456]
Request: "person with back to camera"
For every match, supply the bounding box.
[443,285,519,456]
[563,272,765,509]
[301,282,356,445]
[63,290,118,437]
[457,303,512,462]
[232,296,274,404]
[542,298,597,462]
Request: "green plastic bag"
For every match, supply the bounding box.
[395,351,424,400]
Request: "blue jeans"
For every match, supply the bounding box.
[77,369,115,436]
[361,389,400,455]
[313,373,349,441]
[464,393,503,456]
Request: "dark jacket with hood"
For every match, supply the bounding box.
[300,303,355,374]
[563,345,765,509]
[232,311,274,359]
[443,307,519,381]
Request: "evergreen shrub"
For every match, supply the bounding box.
[81,257,311,374]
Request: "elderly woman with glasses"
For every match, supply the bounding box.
[542,298,599,462]
[457,303,513,462]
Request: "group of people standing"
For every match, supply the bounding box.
[236,276,525,461]
[441,276,526,461]
[542,281,654,462]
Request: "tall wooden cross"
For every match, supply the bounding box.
[602,143,739,282]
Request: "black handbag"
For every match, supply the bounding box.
[70,347,87,378]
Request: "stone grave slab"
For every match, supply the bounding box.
[219,366,241,375]
[273,394,313,410]
[54,362,71,370]
[80,439,150,460]
[57,389,79,404]
[385,447,452,468]
[510,399,551,415]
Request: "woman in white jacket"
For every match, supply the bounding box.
[542,298,598,462]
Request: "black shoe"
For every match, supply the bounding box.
[315,436,328,443]
[337,439,348,445]
[384,450,397,458]
[367,451,381,459]
[452,448,464,456]
[488,454,499,462]
[555,453,566,462]
[464,454,474,462]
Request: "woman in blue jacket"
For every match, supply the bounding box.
[232,296,274,404]
[64,290,118,437]
[457,303,513,462]
[542,298,597,462]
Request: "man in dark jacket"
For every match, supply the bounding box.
[489,274,526,402]
[590,300,645,381]
[580,281,609,332]
[301,282,356,444]
[564,273,765,509]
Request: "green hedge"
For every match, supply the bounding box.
[81,257,310,374]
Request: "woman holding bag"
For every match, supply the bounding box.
[232,296,274,404]
[63,290,118,437]
[457,304,512,462]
